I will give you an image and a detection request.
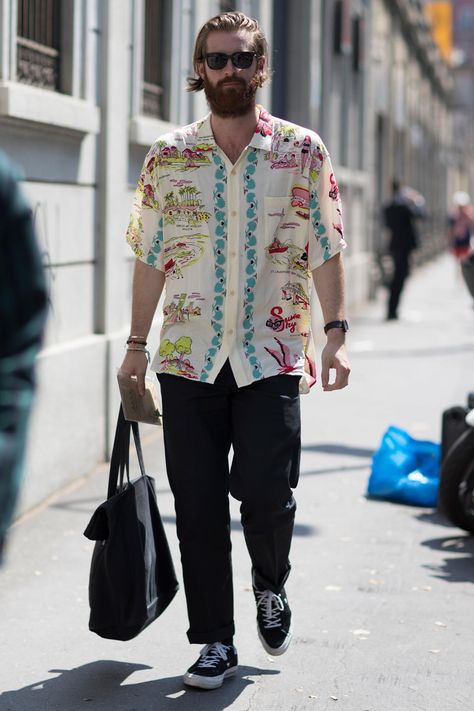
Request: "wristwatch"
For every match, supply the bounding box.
[324,319,349,335]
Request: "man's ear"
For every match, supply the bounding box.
[197,61,205,81]
[256,55,267,86]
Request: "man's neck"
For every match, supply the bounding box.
[210,105,259,164]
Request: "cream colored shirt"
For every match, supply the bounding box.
[127,106,346,388]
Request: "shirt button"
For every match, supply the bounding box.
[227,329,234,335]
[231,210,237,217]
[230,289,235,296]
[231,251,237,258]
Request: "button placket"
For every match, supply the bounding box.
[224,162,241,350]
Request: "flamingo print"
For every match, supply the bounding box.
[264,337,299,375]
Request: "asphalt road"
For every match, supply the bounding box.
[1,253,473,711]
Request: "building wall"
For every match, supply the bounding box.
[272,0,372,308]
[0,0,456,515]
[0,0,106,511]
[451,0,474,199]
[368,0,453,282]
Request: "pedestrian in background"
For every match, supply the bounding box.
[447,191,474,262]
[383,178,424,321]
[121,11,350,690]
[0,152,47,565]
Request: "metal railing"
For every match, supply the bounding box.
[17,0,60,91]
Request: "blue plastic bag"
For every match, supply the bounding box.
[367,426,441,507]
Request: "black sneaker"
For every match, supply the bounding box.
[183,642,238,690]
[254,586,293,656]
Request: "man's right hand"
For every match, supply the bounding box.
[119,350,149,396]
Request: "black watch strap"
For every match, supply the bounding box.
[324,319,349,334]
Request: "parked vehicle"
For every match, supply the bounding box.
[461,252,474,299]
[438,394,474,533]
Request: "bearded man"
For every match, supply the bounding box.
[122,11,350,690]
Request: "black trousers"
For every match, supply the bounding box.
[388,251,410,318]
[157,360,301,644]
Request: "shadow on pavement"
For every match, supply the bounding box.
[416,510,457,528]
[0,659,279,711]
[420,534,474,583]
[301,443,375,458]
[50,505,316,537]
[300,463,370,477]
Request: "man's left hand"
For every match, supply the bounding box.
[320,339,350,391]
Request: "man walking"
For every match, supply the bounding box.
[383,179,423,320]
[121,11,350,690]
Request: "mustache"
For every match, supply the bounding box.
[217,77,247,87]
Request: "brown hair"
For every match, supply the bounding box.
[187,11,269,92]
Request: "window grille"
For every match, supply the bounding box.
[143,0,165,117]
[17,0,61,91]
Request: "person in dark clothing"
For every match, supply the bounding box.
[0,152,48,564]
[383,179,422,320]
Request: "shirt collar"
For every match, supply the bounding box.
[249,105,274,151]
[196,106,274,153]
[194,114,218,149]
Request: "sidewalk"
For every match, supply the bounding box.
[1,253,473,711]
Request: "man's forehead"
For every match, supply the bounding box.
[205,29,253,51]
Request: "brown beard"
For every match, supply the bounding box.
[203,73,260,118]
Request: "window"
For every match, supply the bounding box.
[17,0,61,91]
[333,0,352,55]
[220,0,237,11]
[352,15,364,72]
[142,0,169,118]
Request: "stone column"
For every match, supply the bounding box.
[95,0,133,451]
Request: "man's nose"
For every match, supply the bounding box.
[223,57,235,72]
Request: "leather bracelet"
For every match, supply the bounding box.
[127,336,147,345]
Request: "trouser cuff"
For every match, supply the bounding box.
[187,621,235,645]
[252,563,291,594]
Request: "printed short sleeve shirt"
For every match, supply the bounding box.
[126,106,346,388]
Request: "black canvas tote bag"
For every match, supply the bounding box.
[83,406,179,640]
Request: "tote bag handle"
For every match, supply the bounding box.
[107,406,147,500]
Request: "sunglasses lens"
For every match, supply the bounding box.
[233,52,254,68]
[204,52,256,70]
[206,53,227,70]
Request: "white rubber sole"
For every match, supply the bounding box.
[183,665,238,690]
[257,619,293,656]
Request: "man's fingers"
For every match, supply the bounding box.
[320,341,350,392]
[321,363,330,389]
[119,351,148,396]
[136,373,146,397]
[323,364,350,391]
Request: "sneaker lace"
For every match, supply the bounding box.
[197,642,231,668]
[255,590,284,629]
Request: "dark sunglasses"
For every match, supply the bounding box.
[203,51,258,70]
